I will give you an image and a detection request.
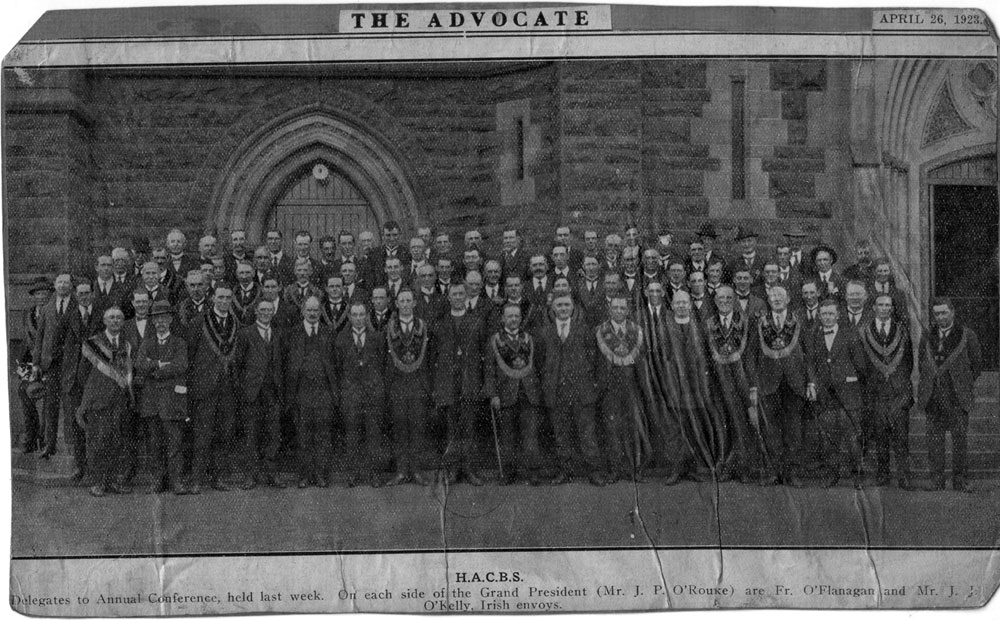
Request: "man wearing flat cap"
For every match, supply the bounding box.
[16,277,53,453]
[695,222,727,268]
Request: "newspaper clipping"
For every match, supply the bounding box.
[4,2,1000,614]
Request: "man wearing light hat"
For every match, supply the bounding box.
[134,301,189,494]
[728,226,763,285]
[783,225,813,277]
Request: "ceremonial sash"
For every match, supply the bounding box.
[921,327,969,379]
[757,319,800,360]
[709,317,748,364]
[596,323,643,366]
[861,324,907,379]
[387,319,428,373]
[202,316,237,372]
[491,333,535,379]
[81,337,133,393]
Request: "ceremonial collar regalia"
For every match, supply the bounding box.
[861,319,907,379]
[387,317,428,373]
[922,323,970,374]
[202,312,238,371]
[490,330,535,379]
[707,311,749,364]
[757,311,800,359]
[596,320,644,366]
[322,300,349,331]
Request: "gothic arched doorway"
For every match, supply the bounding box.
[206,106,419,244]
[269,162,382,244]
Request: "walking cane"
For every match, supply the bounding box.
[489,400,505,481]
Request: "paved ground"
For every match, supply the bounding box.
[12,468,1000,557]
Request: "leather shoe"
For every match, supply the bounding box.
[113,482,133,495]
[89,484,107,497]
[549,471,570,486]
[465,472,485,487]
[897,476,913,491]
[187,483,202,495]
[149,479,169,494]
[385,472,408,487]
[172,484,188,495]
[588,473,608,487]
[660,472,682,486]
[317,476,331,488]
[69,470,87,484]
[297,478,310,489]
[239,478,256,491]
[346,474,361,488]
[210,480,231,492]
[953,479,968,492]
[528,473,542,487]
[413,472,431,486]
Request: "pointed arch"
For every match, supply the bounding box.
[206,105,419,240]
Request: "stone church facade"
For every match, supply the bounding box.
[4,44,998,360]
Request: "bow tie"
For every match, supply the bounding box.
[824,329,836,334]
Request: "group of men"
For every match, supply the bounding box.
[15,220,983,495]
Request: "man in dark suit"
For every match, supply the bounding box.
[549,245,576,288]
[187,284,240,493]
[432,256,455,297]
[860,293,914,488]
[733,268,767,321]
[384,289,433,486]
[384,257,406,301]
[370,221,409,286]
[92,255,128,317]
[500,229,529,283]
[554,226,586,273]
[687,270,714,324]
[74,306,134,497]
[728,227,763,285]
[812,246,846,302]
[797,280,822,334]
[430,282,486,485]
[233,298,285,489]
[870,259,908,322]
[151,247,184,306]
[122,288,153,348]
[747,285,810,486]
[134,301,189,494]
[525,254,553,310]
[253,245,278,288]
[784,224,813,277]
[231,261,262,325]
[619,247,643,308]
[404,237,430,285]
[752,261,785,306]
[16,278,52,453]
[601,233,623,276]
[335,302,388,487]
[176,271,210,337]
[265,228,295,286]
[538,293,606,486]
[165,229,200,281]
[368,286,393,333]
[283,295,338,487]
[414,264,447,322]
[59,281,102,482]
[595,295,646,483]
[260,275,296,334]
[775,243,805,298]
[841,280,875,331]
[330,231,373,288]
[916,297,983,491]
[463,271,493,324]
[32,273,76,458]
[340,262,370,308]
[223,228,250,285]
[805,299,871,487]
[291,230,323,287]
[494,274,535,336]
[283,258,324,317]
[576,256,605,328]
[640,249,666,299]
[482,260,505,306]
[110,247,139,295]
[320,275,351,335]
[484,303,543,484]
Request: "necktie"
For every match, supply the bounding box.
[58,299,65,315]
[559,322,567,341]
[311,324,317,337]
[265,328,271,343]
[354,332,362,348]
[808,309,815,321]
[791,255,798,267]
[272,256,279,267]
[723,317,730,331]
[824,329,835,335]
[776,315,783,330]
[652,309,660,331]
[82,308,90,325]
[852,313,859,326]
[879,322,887,338]
[402,321,411,334]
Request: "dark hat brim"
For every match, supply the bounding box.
[810,245,838,265]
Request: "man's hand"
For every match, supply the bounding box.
[490,396,501,410]
[806,383,817,402]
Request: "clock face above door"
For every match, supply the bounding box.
[312,163,330,181]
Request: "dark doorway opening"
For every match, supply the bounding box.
[932,184,999,370]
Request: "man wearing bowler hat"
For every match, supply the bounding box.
[16,277,53,453]
[728,227,763,285]
[783,225,813,277]
[134,301,190,494]
[696,222,728,276]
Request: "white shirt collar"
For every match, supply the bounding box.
[673,316,691,325]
